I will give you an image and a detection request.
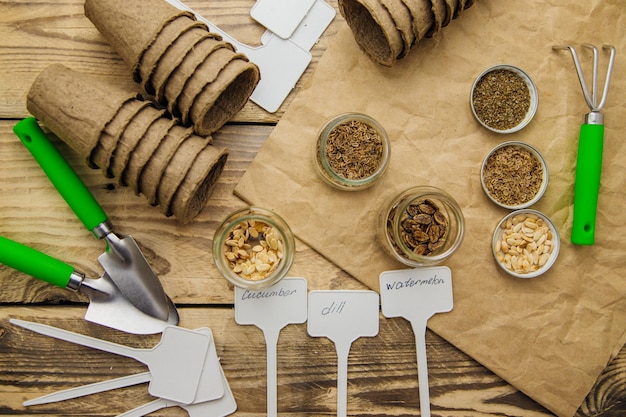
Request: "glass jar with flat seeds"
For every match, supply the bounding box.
[379,186,465,267]
[213,207,295,290]
[314,112,390,190]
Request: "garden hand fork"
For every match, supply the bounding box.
[552,44,616,245]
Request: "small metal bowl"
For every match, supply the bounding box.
[481,141,548,210]
[470,64,538,134]
[492,209,560,279]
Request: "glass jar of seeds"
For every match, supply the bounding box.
[213,207,295,290]
[379,186,465,267]
[314,112,390,190]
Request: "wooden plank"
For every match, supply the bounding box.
[1,2,624,416]
[0,306,563,417]
[0,0,341,121]
[0,120,364,305]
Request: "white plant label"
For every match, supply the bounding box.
[380,266,454,417]
[307,290,379,417]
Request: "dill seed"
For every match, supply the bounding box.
[483,144,543,206]
[472,69,531,131]
[322,120,384,180]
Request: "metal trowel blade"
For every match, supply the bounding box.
[81,273,177,335]
[98,233,175,322]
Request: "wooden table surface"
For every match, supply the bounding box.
[0,1,624,416]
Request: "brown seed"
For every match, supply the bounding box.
[393,198,450,257]
[483,144,543,206]
[415,213,432,225]
[433,211,448,226]
[414,229,430,243]
[322,119,384,181]
[418,203,435,214]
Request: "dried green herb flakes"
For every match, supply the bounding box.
[472,69,531,131]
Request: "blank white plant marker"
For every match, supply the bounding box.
[24,327,223,406]
[307,290,380,417]
[250,0,317,39]
[235,278,308,417]
[10,320,211,405]
[23,328,230,417]
[379,266,454,417]
[116,365,237,417]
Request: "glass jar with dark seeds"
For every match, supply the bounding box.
[379,186,465,267]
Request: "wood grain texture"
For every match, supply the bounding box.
[0,307,556,417]
[0,0,341,122]
[0,120,364,305]
[1,308,624,416]
[0,0,624,416]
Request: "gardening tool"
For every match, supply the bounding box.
[11,319,212,405]
[552,44,616,245]
[13,117,177,322]
[0,237,175,334]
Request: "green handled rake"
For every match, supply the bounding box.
[553,44,616,245]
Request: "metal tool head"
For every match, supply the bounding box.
[553,44,616,115]
[79,272,178,334]
[94,221,177,323]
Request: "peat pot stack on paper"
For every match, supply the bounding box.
[338,0,475,66]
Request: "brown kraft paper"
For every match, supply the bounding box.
[234,1,626,416]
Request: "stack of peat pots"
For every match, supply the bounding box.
[27,65,229,224]
[25,0,262,223]
[339,0,475,66]
[84,0,260,136]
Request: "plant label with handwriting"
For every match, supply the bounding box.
[379,266,453,417]
[235,277,308,417]
[307,290,379,417]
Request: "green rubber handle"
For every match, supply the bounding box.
[571,123,604,245]
[13,118,108,233]
[0,236,73,288]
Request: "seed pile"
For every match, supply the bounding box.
[223,220,284,281]
[494,212,555,274]
[472,69,531,131]
[323,120,384,180]
[483,144,543,206]
[397,198,449,256]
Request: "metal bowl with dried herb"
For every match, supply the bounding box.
[481,141,548,209]
[492,209,560,278]
[471,65,538,134]
[314,113,390,190]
